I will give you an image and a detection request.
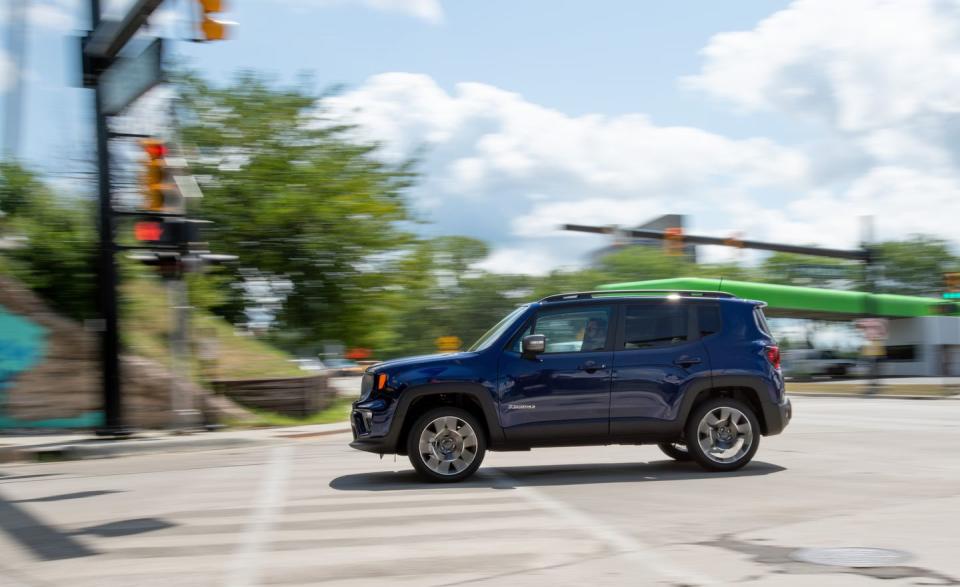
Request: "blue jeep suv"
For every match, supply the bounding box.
[350,290,792,482]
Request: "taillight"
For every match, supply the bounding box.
[765,345,781,370]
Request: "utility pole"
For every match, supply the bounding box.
[860,216,882,395]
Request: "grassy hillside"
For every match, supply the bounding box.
[122,276,303,382]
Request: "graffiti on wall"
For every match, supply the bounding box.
[0,306,102,429]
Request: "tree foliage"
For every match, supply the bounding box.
[872,236,959,295]
[0,162,97,320]
[174,72,416,351]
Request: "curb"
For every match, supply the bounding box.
[1,435,264,464]
[0,422,353,464]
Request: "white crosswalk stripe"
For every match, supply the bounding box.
[4,439,643,586]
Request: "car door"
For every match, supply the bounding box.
[498,303,615,444]
[610,300,713,437]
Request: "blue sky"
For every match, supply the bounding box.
[4,0,960,273]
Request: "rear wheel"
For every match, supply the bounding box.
[685,398,760,472]
[406,407,486,483]
[657,441,692,461]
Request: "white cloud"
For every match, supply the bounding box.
[683,0,960,249]
[686,0,960,134]
[324,73,814,273]
[325,69,960,274]
[365,0,442,23]
[321,1,960,274]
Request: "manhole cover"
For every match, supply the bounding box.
[791,547,911,568]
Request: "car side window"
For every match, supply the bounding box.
[623,303,688,349]
[697,304,722,338]
[511,306,612,353]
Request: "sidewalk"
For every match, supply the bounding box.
[787,378,960,399]
[0,421,352,463]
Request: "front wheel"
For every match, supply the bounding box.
[685,398,760,472]
[407,407,486,483]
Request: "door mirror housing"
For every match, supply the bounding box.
[521,334,546,358]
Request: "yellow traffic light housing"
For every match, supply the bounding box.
[140,139,173,212]
[198,0,231,41]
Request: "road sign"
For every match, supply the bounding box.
[100,37,162,116]
[84,0,165,60]
[436,336,462,352]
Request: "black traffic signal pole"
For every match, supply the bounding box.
[87,0,164,435]
[90,0,125,436]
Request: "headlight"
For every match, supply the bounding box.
[359,373,373,401]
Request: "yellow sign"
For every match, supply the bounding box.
[436,336,462,352]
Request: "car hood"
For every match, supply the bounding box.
[372,352,475,372]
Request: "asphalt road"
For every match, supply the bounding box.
[1,396,958,586]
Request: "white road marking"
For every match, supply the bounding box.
[223,445,294,587]
[491,468,715,586]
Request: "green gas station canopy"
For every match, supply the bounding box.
[598,277,959,320]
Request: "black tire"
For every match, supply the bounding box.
[406,407,486,483]
[657,441,693,461]
[684,397,760,472]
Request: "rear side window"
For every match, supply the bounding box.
[697,304,722,337]
[623,304,688,349]
[754,306,772,337]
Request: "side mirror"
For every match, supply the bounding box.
[521,334,546,358]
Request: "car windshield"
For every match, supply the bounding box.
[467,305,528,352]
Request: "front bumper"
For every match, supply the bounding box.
[349,398,396,454]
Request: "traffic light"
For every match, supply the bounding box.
[133,218,203,247]
[140,139,174,212]
[197,0,231,41]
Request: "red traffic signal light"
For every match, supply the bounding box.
[134,221,164,242]
[143,142,167,159]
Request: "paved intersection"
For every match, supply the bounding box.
[1,396,958,586]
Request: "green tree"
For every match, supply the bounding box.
[0,162,97,320]
[755,252,858,288]
[378,236,527,357]
[872,236,959,296]
[174,72,416,351]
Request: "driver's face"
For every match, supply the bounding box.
[586,320,602,335]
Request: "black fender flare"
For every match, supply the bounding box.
[676,375,772,434]
[386,382,505,453]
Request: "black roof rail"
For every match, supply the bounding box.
[538,289,737,303]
